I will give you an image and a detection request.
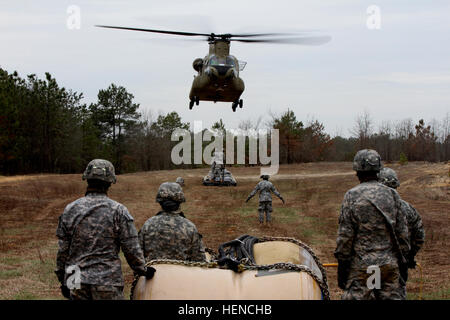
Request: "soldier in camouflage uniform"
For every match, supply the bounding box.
[246,175,285,224]
[175,177,185,187]
[379,167,425,298]
[55,159,155,300]
[138,182,206,262]
[334,150,410,300]
[211,153,225,182]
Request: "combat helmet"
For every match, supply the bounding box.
[352,149,382,172]
[378,167,400,189]
[156,182,186,203]
[175,177,185,186]
[82,159,117,184]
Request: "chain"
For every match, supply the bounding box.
[146,258,219,269]
[259,236,329,288]
[130,259,219,299]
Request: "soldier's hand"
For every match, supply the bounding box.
[407,253,417,269]
[60,285,71,299]
[144,266,156,279]
[337,259,350,290]
[407,259,417,269]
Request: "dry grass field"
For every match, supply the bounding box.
[0,162,448,300]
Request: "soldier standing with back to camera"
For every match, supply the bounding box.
[55,159,155,300]
[246,175,285,225]
[334,149,410,300]
[139,182,206,262]
[379,167,425,298]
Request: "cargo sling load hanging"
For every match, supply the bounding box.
[131,236,330,300]
[203,150,237,186]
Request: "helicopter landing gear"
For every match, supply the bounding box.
[189,99,194,110]
[195,96,200,106]
[232,99,242,112]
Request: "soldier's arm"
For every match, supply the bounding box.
[394,193,411,259]
[138,225,146,260]
[406,203,425,257]
[117,207,147,275]
[334,193,357,261]
[55,215,70,283]
[190,230,207,262]
[334,193,356,289]
[246,184,259,201]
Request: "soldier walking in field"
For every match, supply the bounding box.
[246,175,285,224]
[138,182,206,262]
[379,167,425,298]
[334,149,410,300]
[55,159,155,300]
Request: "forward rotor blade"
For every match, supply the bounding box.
[216,32,292,38]
[231,35,331,45]
[96,25,211,37]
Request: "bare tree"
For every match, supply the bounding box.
[375,120,393,161]
[238,116,263,131]
[350,110,373,149]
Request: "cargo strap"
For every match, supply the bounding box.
[217,234,259,271]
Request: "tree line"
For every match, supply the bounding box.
[0,68,448,175]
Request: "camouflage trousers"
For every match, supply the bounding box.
[258,201,273,223]
[342,265,404,300]
[70,284,125,300]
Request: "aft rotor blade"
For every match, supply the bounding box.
[96,25,211,37]
[231,35,331,45]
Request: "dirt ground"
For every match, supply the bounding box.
[0,162,448,300]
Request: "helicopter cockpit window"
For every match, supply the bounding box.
[226,56,236,67]
[208,55,237,69]
[209,55,226,66]
[209,56,219,66]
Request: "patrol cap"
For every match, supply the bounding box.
[82,159,117,184]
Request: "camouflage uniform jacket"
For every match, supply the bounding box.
[56,193,146,286]
[138,210,206,262]
[248,180,282,202]
[334,181,410,278]
[400,199,425,257]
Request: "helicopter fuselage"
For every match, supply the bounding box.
[189,40,245,104]
[189,67,244,103]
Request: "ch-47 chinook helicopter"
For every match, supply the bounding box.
[96,25,330,112]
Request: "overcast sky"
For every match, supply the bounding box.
[1,0,449,136]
